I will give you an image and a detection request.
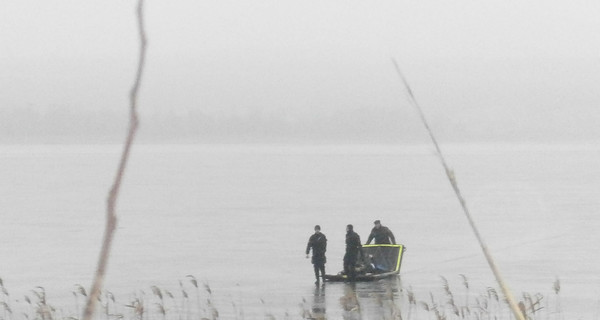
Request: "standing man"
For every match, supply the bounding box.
[343,224,363,280]
[365,220,396,245]
[306,225,327,284]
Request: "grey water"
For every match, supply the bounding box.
[1,144,599,319]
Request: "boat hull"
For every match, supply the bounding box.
[323,270,399,282]
[323,244,405,282]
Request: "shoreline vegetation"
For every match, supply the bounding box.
[0,275,568,320]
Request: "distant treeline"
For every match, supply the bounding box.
[0,106,595,144]
[0,106,421,144]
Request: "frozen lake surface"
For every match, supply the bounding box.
[1,143,599,319]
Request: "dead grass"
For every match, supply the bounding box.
[0,275,575,320]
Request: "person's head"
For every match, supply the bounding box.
[374,220,381,229]
[314,225,321,233]
[346,224,353,232]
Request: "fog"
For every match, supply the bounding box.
[1,1,599,144]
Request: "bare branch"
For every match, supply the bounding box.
[82,1,147,319]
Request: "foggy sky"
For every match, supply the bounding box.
[1,1,599,144]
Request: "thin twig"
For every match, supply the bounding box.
[390,58,525,320]
[82,1,147,319]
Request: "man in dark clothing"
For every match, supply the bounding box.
[343,224,363,280]
[365,220,396,245]
[306,225,327,283]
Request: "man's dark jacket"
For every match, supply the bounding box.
[306,233,327,265]
[344,230,362,261]
[366,226,396,244]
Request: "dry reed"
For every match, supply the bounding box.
[0,275,577,320]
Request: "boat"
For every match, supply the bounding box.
[323,244,406,282]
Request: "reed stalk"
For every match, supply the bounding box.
[391,58,525,320]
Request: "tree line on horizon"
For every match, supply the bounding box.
[0,105,594,144]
